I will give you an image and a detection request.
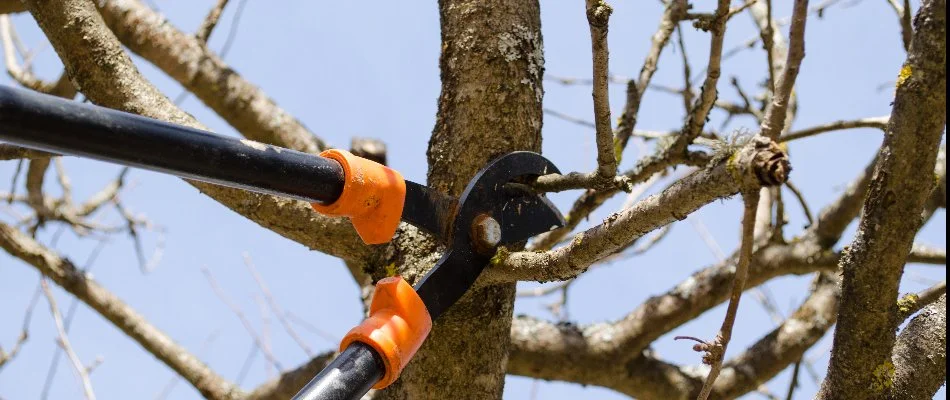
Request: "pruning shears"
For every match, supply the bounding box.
[0,85,564,400]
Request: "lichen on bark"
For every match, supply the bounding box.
[373,1,545,398]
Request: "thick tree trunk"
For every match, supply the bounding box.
[375,1,544,398]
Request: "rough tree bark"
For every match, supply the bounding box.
[0,0,946,399]
[817,0,947,398]
[371,1,545,398]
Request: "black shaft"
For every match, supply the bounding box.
[293,342,385,400]
[0,85,344,204]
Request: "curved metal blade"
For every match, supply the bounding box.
[413,151,564,319]
[402,181,457,239]
[499,193,563,244]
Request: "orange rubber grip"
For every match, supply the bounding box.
[340,277,432,389]
[311,149,406,244]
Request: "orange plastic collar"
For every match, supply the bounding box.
[311,149,406,244]
[341,277,432,389]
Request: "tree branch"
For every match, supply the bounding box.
[40,279,97,400]
[0,2,24,14]
[897,281,946,322]
[780,116,889,142]
[25,0,372,265]
[613,0,687,160]
[759,0,807,139]
[886,0,914,51]
[811,154,877,247]
[683,0,730,142]
[0,143,54,161]
[195,0,229,43]
[492,137,789,282]
[711,272,839,398]
[0,15,76,98]
[907,243,946,265]
[529,151,709,250]
[243,254,315,357]
[0,222,242,399]
[586,0,616,181]
[888,294,946,399]
[201,267,283,371]
[244,352,335,400]
[817,0,947,397]
[687,190,759,400]
[96,0,327,154]
[508,238,837,364]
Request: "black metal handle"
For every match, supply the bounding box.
[294,342,385,400]
[0,85,344,204]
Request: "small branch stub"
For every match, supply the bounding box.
[586,0,613,28]
[472,214,501,255]
[730,136,792,189]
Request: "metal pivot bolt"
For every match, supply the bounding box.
[471,214,501,254]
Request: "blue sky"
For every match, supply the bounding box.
[0,1,944,399]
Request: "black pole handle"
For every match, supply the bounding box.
[293,342,385,400]
[0,85,344,204]
[0,86,389,399]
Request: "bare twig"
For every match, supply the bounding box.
[770,186,787,241]
[0,328,27,370]
[0,276,39,371]
[0,144,54,161]
[693,190,760,400]
[349,137,388,166]
[907,243,946,265]
[762,0,777,92]
[543,73,631,86]
[886,0,913,51]
[25,158,51,233]
[51,158,73,209]
[195,0,229,43]
[729,0,759,19]
[531,1,621,192]
[543,108,595,129]
[689,213,787,326]
[201,267,284,371]
[40,239,107,400]
[586,0,617,181]
[780,116,888,142]
[153,333,221,400]
[897,281,947,322]
[114,200,164,273]
[529,0,692,242]
[785,360,802,400]
[254,294,273,378]
[0,15,75,98]
[759,0,809,139]
[0,221,238,399]
[6,159,23,206]
[96,0,326,153]
[76,168,129,217]
[613,0,687,156]
[675,24,694,112]
[284,312,338,344]
[497,137,789,282]
[40,279,96,400]
[235,343,258,385]
[243,253,314,357]
[783,180,814,227]
[516,280,572,299]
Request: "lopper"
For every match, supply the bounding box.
[0,85,564,400]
